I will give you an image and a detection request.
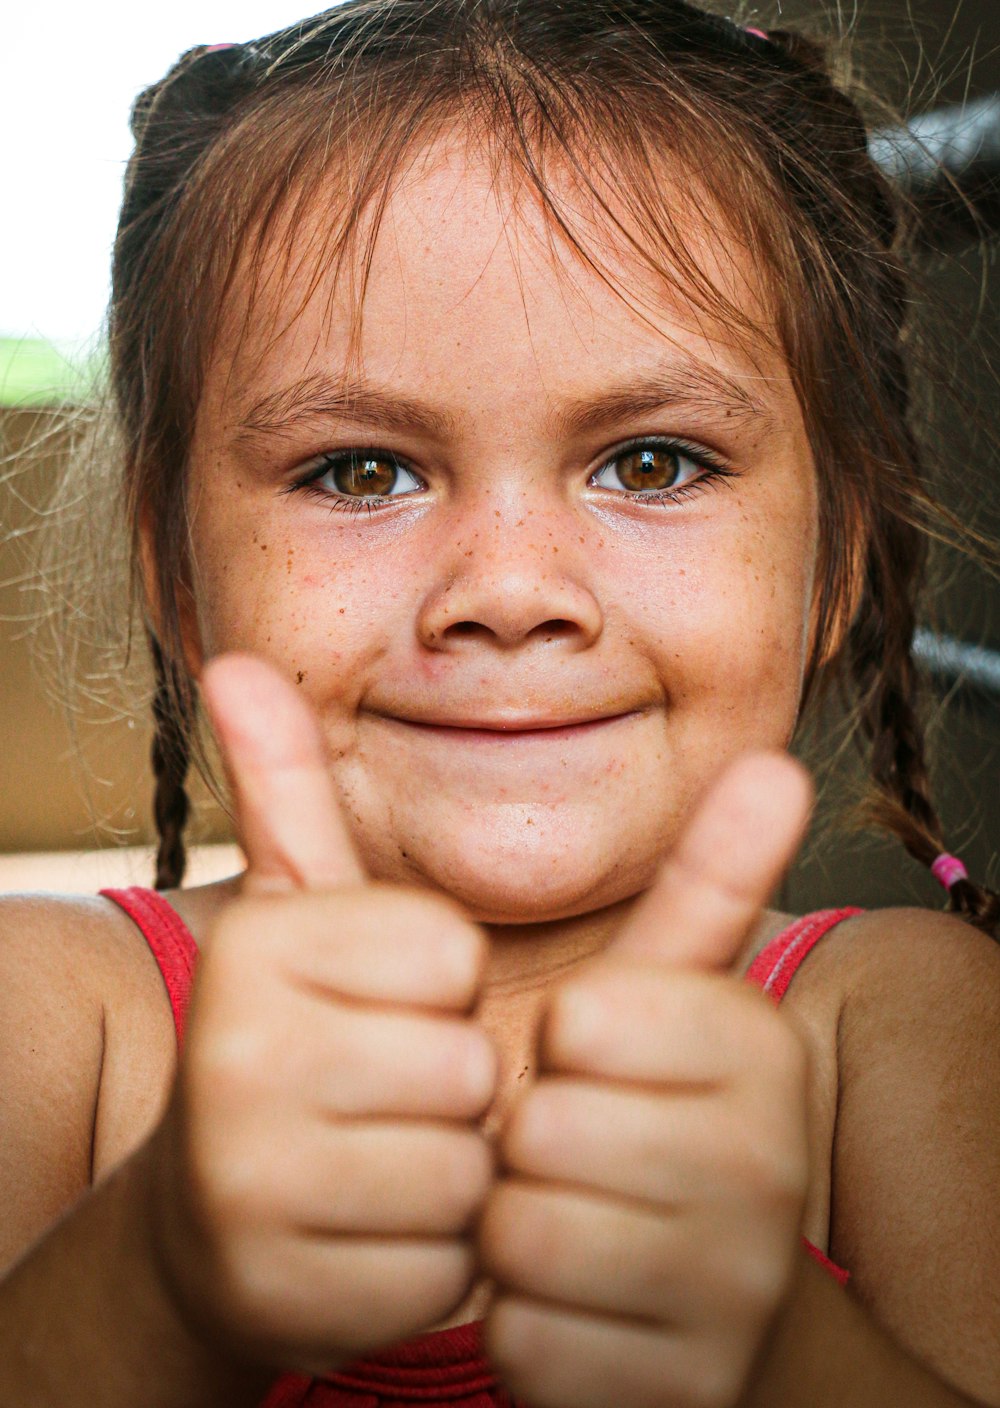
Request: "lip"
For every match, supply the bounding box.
[372,710,640,738]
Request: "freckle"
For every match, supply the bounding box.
[261,543,267,551]
[296,670,306,684]
[339,607,345,614]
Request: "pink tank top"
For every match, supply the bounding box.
[101,888,860,1408]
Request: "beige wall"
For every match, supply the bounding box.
[0,407,230,863]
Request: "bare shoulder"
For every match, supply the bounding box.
[0,891,179,1048]
[827,906,1000,1401]
[0,893,177,1269]
[822,902,1000,1036]
[769,901,1000,1016]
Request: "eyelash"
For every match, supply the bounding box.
[285,437,739,517]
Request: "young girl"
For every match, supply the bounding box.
[2,2,998,1406]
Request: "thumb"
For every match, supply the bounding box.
[610,751,813,971]
[200,652,366,894]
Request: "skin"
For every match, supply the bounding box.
[2,121,997,1408]
[181,127,819,956]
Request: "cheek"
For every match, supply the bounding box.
[612,512,815,714]
[187,502,397,690]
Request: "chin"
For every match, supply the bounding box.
[394,813,650,925]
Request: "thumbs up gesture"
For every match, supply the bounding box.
[480,754,814,1408]
[143,655,496,1376]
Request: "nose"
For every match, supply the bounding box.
[417,512,603,652]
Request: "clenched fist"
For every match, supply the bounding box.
[481,754,814,1408]
[140,654,497,1376]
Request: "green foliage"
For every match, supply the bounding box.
[0,338,104,407]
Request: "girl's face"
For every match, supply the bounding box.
[182,131,819,924]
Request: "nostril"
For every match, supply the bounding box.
[534,619,576,640]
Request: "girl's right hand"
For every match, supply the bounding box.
[139,654,496,1377]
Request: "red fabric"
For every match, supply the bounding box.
[102,886,198,1045]
[101,888,861,1406]
[746,908,864,1004]
[257,1321,515,1407]
[802,1240,851,1288]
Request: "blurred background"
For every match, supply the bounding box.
[0,0,997,906]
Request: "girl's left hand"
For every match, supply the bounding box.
[480,752,814,1408]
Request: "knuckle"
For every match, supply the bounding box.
[482,1295,546,1390]
[204,896,268,962]
[501,1080,569,1172]
[369,884,487,989]
[731,1127,807,1210]
[746,996,805,1070]
[725,1249,789,1320]
[543,975,608,1062]
[439,1129,494,1223]
[478,1182,543,1288]
[682,1344,743,1408]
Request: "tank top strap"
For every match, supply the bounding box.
[746,907,865,1004]
[101,886,199,1047]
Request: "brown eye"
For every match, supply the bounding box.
[614,447,681,491]
[333,453,400,496]
[591,440,722,499]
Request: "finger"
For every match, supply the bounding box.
[201,652,366,893]
[540,967,798,1086]
[611,750,813,970]
[481,1179,772,1326]
[231,1121,492,1236]
[501,1074,806,1209]
[213,889,487,1010]
[485,1297,696,1408]
[239,1237,476,1369]
[296,1005,496,1119]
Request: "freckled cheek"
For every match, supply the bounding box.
[190,517,408,678]
[615,538,811,696]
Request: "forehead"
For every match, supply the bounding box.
[203,123,794,432]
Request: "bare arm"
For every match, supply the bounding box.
[0,1144,272,1408]
[740,1245,985,1408]
[0,897,268,1407]
[740,909,1000,1408]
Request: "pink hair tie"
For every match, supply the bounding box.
[931,853,968,890]
[745,27,769,40]
[205,43,239,52]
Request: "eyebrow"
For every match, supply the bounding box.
[233,360,776,444]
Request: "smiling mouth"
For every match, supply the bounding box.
[376,712,639,740]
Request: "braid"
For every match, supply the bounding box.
[851,600,1000,937]
[855,380,1000,938]
[150,637,192,891]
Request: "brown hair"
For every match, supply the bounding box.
[108,0,998,933]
